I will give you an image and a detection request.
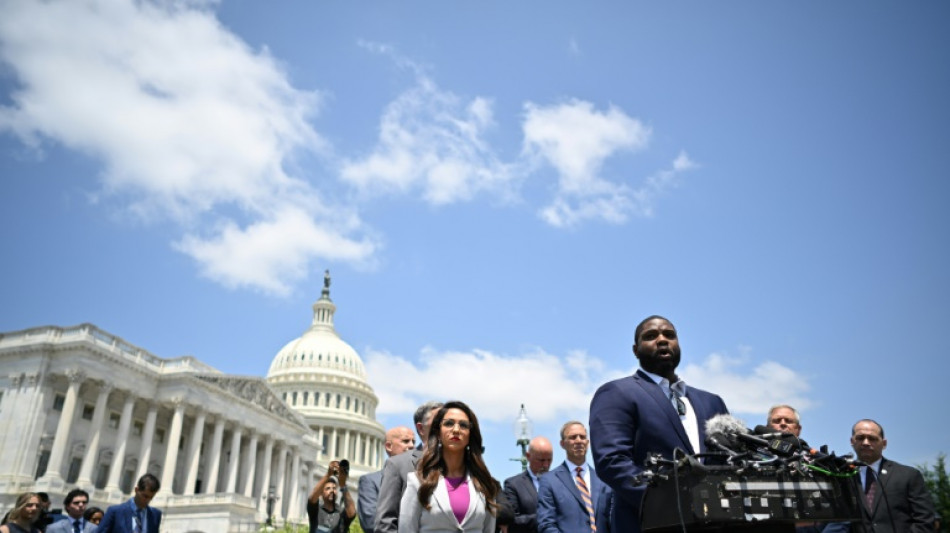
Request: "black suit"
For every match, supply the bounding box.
[849,458,935,533]
[504,470,540,533]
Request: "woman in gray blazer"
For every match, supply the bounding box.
[398,401,499,533]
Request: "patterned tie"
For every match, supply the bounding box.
[864,468,877,509]
[575,466,596,532]
[133,509,144,533]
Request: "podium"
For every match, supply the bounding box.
[640,468,862,532]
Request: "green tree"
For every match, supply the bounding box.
[920,453,950,532]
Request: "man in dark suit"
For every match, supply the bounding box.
[97,473,162,533]
[826,419,935,532]
[538,422,611,533]
[373,400,443,533]
[504,436,553,533]
[358,425,415,533]
[589,315,729,533]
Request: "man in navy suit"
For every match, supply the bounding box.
[97,473,162,533]
[357,425,415,533]
[504,436,553,533]
[538,422,611,533]
[590,315,729,533]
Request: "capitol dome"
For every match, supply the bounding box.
[266,271,385,479]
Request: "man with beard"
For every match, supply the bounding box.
[589,315,730,533]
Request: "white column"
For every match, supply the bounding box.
[161,400,186,494]
[204,415,225,494]
[136,405,158,481]
[354,432,362,465]
[42,370,85,483]
[242,433,259,497]
[105,393,136,493]
[287,449,301,520]
[274,444,288,521]
[77,382,113,488]
[316,426,324,460]
[330,428,338,458]
[257,437,274,516]
[343,430,351,461]
[225,425,244,493]
[184,409,207,495]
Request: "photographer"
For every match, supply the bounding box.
[308,459,356,533]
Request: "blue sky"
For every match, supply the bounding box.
[2,0,949,481]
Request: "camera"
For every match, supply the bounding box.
[339,459,350,475]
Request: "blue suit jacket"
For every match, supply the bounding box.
[537,462,611,533]
[358,469,384,533]
[97,500,162,533]
[590,370,729,533]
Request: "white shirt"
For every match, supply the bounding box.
[641,368,701,453]
[566,460,591,492]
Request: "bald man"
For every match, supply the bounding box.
[504,436,554,533]
[358,426,415,533]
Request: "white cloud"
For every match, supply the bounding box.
[365,347,605,424]
[341,46,516,206]
[175,205,378,296]
[0,0,371,295]
[680,351,813,418]
[366,343,810,428]
[522,99,695,227]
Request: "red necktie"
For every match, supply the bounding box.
[864,468,877,509]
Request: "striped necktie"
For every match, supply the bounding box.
[575,466,596,532]
[864,468,877,509]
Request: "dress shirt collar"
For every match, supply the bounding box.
[640,368,688,396]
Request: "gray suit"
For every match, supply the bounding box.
[47,518,98,533]
[373,448,423,533]
[359,469,384,533]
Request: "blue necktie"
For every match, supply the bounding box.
[73,519,81,533]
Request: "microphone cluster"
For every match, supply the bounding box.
[632,414,862,486]
[701,414,861,477]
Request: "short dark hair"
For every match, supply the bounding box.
[36,492,50,503]
[137,473,161,492]
[84,507,104,522]
[64,488,89,507]
[413,401,444,426]
[852,419,885,439]
[634,315,675,347]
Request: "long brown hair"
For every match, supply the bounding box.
[416,401,499,514]
[7,492,39,522]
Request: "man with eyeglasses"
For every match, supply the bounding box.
[504,436,553,533]
[538,422,611,533]
[373,400,443,533]
[589,315,729,533]
[47,489,97,533]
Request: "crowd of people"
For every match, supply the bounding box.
[5,315,938,533]
[2,475,161,533]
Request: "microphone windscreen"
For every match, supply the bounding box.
[704,414,748,436]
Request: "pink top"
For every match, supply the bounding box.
[444,476,470,524]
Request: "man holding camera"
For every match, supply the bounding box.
[308,459,356,533]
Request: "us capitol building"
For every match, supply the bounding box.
[0,273,385,532]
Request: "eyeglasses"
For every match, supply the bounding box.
[441,419,471,431]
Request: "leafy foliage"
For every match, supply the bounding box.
[919,453,949,532]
